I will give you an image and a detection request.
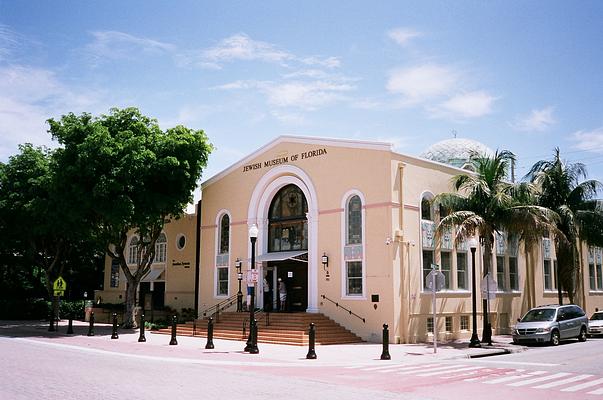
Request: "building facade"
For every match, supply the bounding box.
[98,135,603,343]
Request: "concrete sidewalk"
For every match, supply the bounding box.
[0,320,526,367]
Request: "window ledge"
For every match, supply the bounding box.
[420,291,471,298]
[494,291,521,297]
[341,295,366,301]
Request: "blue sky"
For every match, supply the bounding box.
[2,1,603,202]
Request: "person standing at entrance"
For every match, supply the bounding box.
[263,275,271,311]
[278,278,287,312]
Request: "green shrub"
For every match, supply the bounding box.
[145,319,169,330]
[59,300,85,320]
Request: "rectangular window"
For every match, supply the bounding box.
[426,317,434,333]
[457,252,467,290]
[441,251,451,289]
[553,260,558,289]
[422,250,434,290]
[597,261,603,290]
[544,260,552,290]
[110,260,120,288]
[217,267,229,296]
[445,316,452,332]
[346,261,363,295]
[590,262,596,290]
[496,256,506,291]
[460,315,469,331]
[509,257,518,291]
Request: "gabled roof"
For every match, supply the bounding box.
[201,135,393,188]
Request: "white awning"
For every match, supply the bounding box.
[141,268,164,282]
[254,251,308,263]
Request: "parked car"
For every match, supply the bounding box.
[588,311,603,337]
[513,304,588,346]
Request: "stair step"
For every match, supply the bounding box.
[152,311,363,345]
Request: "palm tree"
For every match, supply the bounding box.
[525,148,603,304]
[435,150,560,342]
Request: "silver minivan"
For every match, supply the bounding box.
[513,304,588,346]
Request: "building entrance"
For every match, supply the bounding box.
[269,260,308,312]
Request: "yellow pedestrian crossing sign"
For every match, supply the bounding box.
[53,276,66,297]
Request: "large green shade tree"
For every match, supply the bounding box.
[49,107,212,327]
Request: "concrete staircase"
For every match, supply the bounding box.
[153,311,363,346]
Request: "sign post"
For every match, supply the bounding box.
[426,264,446,354]
[52,277,67,331]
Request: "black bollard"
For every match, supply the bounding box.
[67,315,74,335]
[169,315,178,345]
[249,319,259,354]
[380,324,391,360]
[48,310,55,332]
[306,323,317,359]
[205,317,215,349]
[111,312,119,339]
[87,312,95,336]
[138,313,146,342]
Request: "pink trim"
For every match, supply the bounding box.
[319,208,344,215]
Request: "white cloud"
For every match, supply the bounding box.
[200,33,341,70]
[264,80,354,110]
[0,65,114,160]
[203,33,292,65]
[214,78,354,111]
[0,24,19,60]
[435,91,496,119]
[511,107,556,132]
[300,56,341,69]
[387,64,459,104]
[388,28,422,46]
[571,127,603,153]
[270,110,306,125]
[86,31,175,63]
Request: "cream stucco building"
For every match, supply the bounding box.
[98,135,603,343]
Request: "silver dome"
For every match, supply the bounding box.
[420,138,494,168]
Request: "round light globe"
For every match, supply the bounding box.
[249,224,259,239]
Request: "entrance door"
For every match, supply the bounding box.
[273,261,307,312]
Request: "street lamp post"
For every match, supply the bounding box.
[235,258,243,312]
[245,224,259,354]
[468,238,481,348]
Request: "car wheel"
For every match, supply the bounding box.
[579,327,587,342]
[550,330,560,346]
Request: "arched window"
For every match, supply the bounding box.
[155,233,167,263]
[128,236,139,265]
[219,214,230,255]
[268,185,308,252]
[216,213,230,297]
[343,192,364,297]
[421,197,432,220]
[346,195,362,245]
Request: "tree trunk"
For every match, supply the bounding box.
[122,277,139,328]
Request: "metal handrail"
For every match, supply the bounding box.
[241,309,271,338]
[200,293,239,322]
[321,294,366,323]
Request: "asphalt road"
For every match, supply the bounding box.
[2,332,603,399]
[0,337,411,400]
